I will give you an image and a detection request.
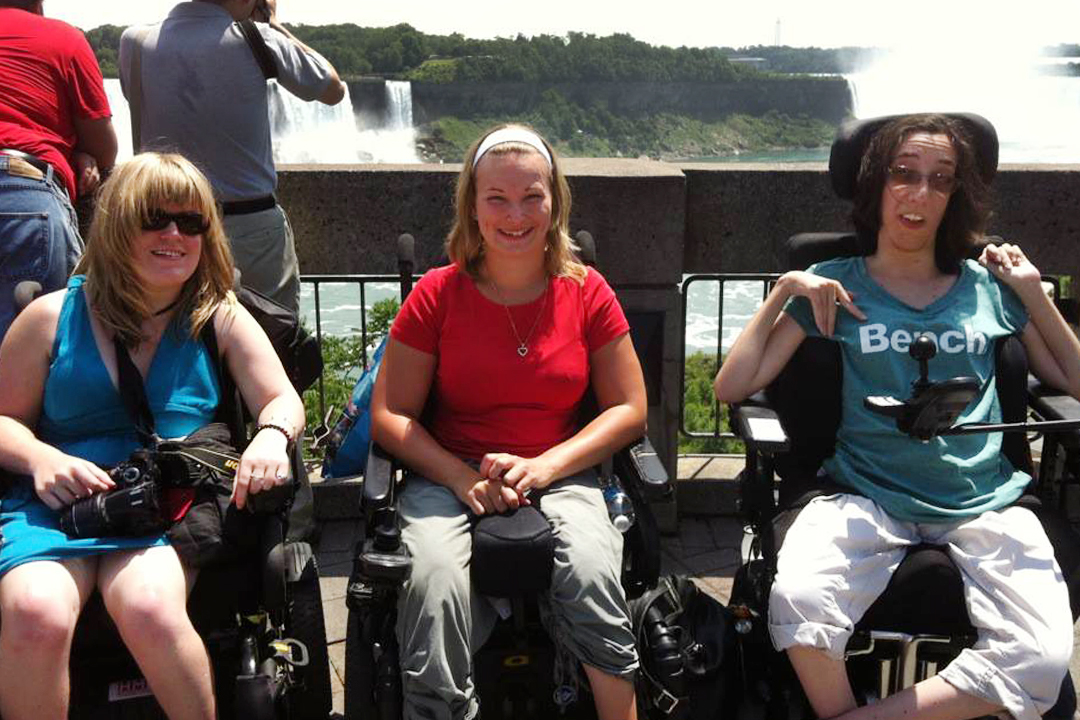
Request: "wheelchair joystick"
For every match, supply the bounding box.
[863,334,980,441]
[909,334,936,395]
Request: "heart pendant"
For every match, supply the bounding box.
[517,345,528,357]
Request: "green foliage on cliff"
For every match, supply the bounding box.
[302,297,399,436]
[419,93,834,162]
[680,352,743,454]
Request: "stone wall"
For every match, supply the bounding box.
[406,78,853,125]
[346,78,853,126]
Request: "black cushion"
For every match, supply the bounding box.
[471,505,554,598]
[829,113,999,201]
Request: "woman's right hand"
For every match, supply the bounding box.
[455,477,523,516]
[32,447,115,511]
[780,270,865,337]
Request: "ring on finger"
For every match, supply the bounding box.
[275,470,287,480]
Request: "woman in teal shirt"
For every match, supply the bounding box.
[715,114,1080,720]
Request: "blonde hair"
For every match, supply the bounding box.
[75,152,236,347]
[446,124,587,284]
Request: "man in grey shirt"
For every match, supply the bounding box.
[120,0,346,311]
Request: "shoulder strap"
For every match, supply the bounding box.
[237,19,279,80]
[113,337,160,448]
[200,312,248,449]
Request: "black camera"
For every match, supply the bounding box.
[59,449,170,538]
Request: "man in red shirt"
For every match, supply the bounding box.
[0,0,117,339]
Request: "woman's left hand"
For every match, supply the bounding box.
[233,427,291,509]
[479,452,558,499]
[979,242,1042,294]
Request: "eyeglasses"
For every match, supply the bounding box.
[142,209,209,235]
[886,166,960,197]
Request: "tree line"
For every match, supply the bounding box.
[85,23,755,82]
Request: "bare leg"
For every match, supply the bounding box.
[788,646,858,719]
[583,663,638,720]
[99,545,214,720]
[834,676,1001,720]
[0,557,96,720]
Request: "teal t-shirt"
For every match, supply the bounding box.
[784,257,1030,523]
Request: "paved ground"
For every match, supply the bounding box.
[310,457,1080,719]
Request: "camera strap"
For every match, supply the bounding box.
[113,337,162,449]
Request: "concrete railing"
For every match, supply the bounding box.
[278,160,1080,510]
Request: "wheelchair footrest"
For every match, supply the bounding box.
[846,630,971,699]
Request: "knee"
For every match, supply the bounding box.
[405,542,469,602]
[769,572,832,625]
[105,584,190,645]
[1,588,79,653]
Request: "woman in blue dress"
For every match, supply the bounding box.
[0,152,305,720]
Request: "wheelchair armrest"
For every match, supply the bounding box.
[613,436,671,502]
[732,404,790,454]
[362,441,394,515]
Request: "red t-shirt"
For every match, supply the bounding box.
[0,9,112,199]
[391,265,630,460]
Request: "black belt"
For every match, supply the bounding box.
[221,195,276,216]
[0,148,51,176]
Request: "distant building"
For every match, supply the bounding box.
[726,56,769,71]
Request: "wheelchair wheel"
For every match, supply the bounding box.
[344,607,374,720]
[284,548,332,720]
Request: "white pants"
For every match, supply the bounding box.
[769,494,1073,720]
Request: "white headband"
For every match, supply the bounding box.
[472,128,553,170]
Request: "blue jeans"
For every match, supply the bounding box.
[0,157,83,340]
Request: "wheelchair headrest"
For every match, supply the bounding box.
[829,113,999,201]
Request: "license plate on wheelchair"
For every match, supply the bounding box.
[107,677,153,702]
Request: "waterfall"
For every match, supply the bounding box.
[103,78,420,165]
[384,80,414,130]
[845,51,1080,164]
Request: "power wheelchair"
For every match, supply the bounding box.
[0,281,332,720]
[341,233,672,720]
[724,113,1080,719]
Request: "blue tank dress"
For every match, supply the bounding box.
[0,276,220,576]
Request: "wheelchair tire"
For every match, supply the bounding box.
[343,607,374,720]
[284,550,332,720]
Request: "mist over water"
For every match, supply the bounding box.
[847,48,1080,163]
[104,78,420,164]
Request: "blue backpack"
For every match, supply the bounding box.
[320,337,388,478]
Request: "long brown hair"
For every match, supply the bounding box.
[75,153,236,347]
[446,123,586,284]
[852,113,991,273]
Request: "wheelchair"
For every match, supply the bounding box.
[724,113,1080,719]
[340,233,672,720]
[0,281,332,720]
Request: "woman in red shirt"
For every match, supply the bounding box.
[371,124,647,720]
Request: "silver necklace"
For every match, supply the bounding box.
[488,278,549,357]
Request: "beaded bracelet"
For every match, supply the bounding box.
[256,422,294,447]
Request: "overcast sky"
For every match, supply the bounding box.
[44,0,1080,51]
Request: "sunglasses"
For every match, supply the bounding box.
[885,166,960,197]
[142,209,210,235]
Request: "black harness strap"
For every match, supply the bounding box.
[113,337,160,449]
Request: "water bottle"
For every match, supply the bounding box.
[599,475,635,532]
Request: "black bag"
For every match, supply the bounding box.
[235,284,322,394]
[160,423,261,568]
[470,504,555,597]
[629,574,737,719]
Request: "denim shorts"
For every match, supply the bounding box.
[0,158,83,340]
